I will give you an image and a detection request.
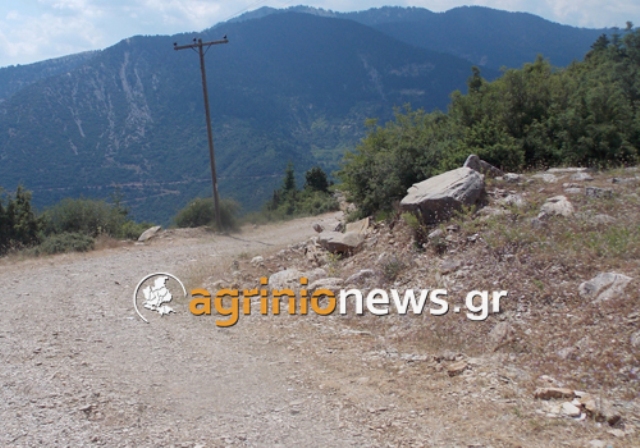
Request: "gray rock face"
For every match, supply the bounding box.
[317,231,364,254]
[463,154,504,177]
[578,272,632,303]
[400,167,485,224]
[138,225,162,242]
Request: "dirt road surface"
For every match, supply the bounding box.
[1,213,378,447]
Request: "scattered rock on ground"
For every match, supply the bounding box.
[318,231,365,254]
[578,272,633,303]
[138,225,162,242]
[571,172,594,181]
[534,387,575,400]
[446,360,468,377]
[631,330,640,348]
[313,222,324,233]
[440,259,462,275]
[345,269,376,285]
[561,402,582,417]
[400,167,485,224]
[503,173,522,183]
[540,195,574,217]
[308,278,344,294]
[586,186,614,199]
[532,173,559,183]
[269,269,304,290]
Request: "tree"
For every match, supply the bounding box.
[304,166,330,193]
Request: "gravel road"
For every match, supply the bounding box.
[0,213,377,447]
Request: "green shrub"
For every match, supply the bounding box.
[43,198,127,237]
[33,232,95,255]
[116,220,152,240]
[174,197,240,231]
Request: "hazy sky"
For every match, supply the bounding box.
[1,0,638,68]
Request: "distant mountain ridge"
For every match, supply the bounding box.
[229,5,614,69]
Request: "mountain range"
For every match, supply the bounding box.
[0,6,615,223]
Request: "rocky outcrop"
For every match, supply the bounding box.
[400,167,485,224]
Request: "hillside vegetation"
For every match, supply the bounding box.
[339,28,640,218]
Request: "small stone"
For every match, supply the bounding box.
[610,177,639,185]
[631,330,640,348]
[532,173,559,183]
[534,387,575,400]
[138,225,162,242]
[564,188,583,195]
[571,172,594,181]
[440,259,461,275]
[579,272,632,303]
[250,256,264,266]
[540,195,574,217]
[503,173,522,183]
[561,402,581,417]
[591,214,617,225]
[489,322,513,345]
[446,360,468,377]
[428,228,444,239]
[345,269,376,285]
[588,440,606,448]
[608,428,626,438]
[586,186,613,199]
[313,223,324,233]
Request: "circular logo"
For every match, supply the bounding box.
[133,272,187,323]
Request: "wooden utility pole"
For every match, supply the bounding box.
[174,37,228,230]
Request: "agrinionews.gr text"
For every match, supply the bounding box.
[189,277,507,327]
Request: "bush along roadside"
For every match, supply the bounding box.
[0,186,153,256]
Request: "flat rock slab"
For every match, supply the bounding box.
[400,167,485,224]
[318,231,365,254]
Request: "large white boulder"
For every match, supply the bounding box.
[400,167,485,224]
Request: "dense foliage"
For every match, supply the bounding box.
[339,29,640,218]
[0,186,150,255]
[174,197,240,231]
[261,164,338,220]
